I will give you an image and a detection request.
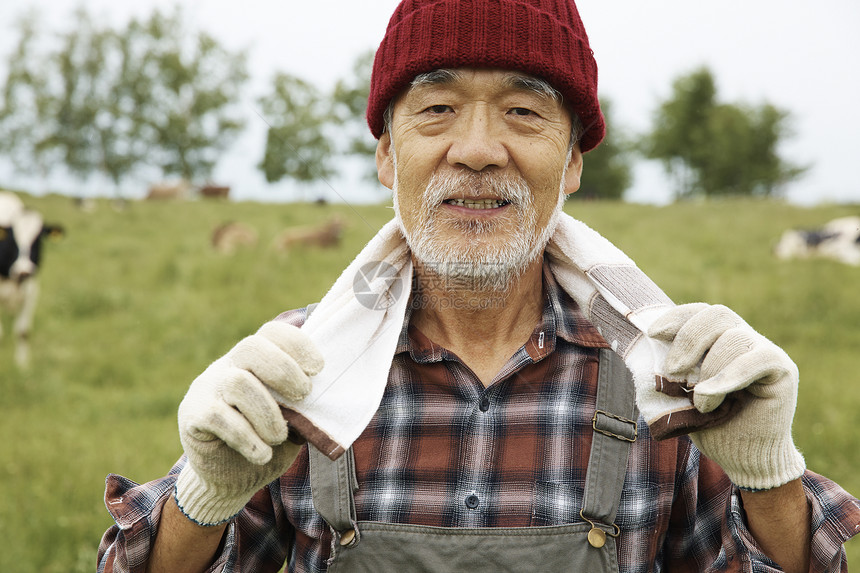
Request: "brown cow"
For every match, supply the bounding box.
[272,216,345,252]
[146,180,192,200]
[199,185,230,199]
[211,221,258,255]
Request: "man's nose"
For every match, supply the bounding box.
[446,110,509,172]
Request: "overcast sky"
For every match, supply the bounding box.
[2,0,858,205]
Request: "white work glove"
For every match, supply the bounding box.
[648,303,806,490]
[174,321,324,525]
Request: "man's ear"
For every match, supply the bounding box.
[376,132,395,190]
[562,143,584,196]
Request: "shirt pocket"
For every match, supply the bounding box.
[530,480,584,527]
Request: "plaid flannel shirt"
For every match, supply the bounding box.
[99,269,860,572]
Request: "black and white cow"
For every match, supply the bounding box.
[774,216,860,266]
[1,192,62,367]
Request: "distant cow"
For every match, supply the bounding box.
[211,221,258,255]
[272,215,345,252]
[199,184,230,199]
[774,216,860,266]
[146,180,192,200]
[0,192,63,367]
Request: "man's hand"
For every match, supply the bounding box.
[174,321,324,526]
[648,303,806,490]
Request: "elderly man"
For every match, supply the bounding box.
[99,1,859,571]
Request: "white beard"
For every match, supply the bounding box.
[393,165,568,293]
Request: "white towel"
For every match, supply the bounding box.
[277,214,734,460]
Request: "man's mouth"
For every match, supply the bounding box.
[444,199,511,210]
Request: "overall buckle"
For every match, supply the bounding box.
[592,410,637,442]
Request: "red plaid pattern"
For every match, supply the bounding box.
[99,270,860,572]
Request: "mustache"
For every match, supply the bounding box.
[423,171,532,205]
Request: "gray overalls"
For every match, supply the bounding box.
[307,349,637,572]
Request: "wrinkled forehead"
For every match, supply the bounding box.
[400,68,564,106]
[414,68,561,93]
[12,211,44,247]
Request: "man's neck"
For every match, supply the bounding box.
[410,256,545,386]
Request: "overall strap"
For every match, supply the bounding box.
[580,348,638,541]
[308,443,358,533]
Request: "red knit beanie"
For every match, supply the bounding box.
[367,0,605,152]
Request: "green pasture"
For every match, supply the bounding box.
[1,192,858,571]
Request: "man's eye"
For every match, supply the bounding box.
[425,105,452,114]
[509,107,535,117]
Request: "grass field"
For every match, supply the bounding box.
[1,192,858,571]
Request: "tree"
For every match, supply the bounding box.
[330,50,378,179]
[0,6,249,193]
[642,67,716,197]
[643,66,806,198]
[0,10,52,174]
[699,102,805,197]
[257,72,335,185]
[126,7,248,182]
[574,98,633,200]
[34,9,145,194]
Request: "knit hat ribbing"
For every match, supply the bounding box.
[367,0,605,152]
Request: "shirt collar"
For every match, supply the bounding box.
[542,263,609,350]
[395,261,609,362]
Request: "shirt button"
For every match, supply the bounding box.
[479,397,490,412]
[465,494,480,509]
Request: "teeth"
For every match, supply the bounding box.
[446,199,508,209]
